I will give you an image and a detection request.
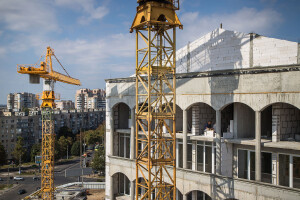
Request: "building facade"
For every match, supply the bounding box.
[0,108,105,160]
[56,100,75,110]
[105,29,300,200]
[75,89,106,110]
[7,92,39,111]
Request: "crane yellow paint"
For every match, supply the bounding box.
[131,1,182,199]
[17,47,80,200]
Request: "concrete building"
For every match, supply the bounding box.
[0,108,105,160]
[56,100,75,110]
[105,28,300,199]
[75,89,106,110]
[7,92,39,111]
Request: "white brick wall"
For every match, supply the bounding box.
[176,28,298,73]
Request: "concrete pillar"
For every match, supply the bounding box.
[289,155,293,188]
[192,105,200,135]
[272,153,278,185]
[255,111,261,181]
[183,109,188,169]
[192,141,196,171]
[130,181,135,200]
[109,111,114,156]
[130,108,135,159]
[192,191,197,200]
[110,175,114,200]
[183,194,187,200]
[215,110,221,175]
[247,150,251,180]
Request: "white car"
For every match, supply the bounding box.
[13,177,24,181]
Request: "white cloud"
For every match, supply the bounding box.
[54,0,109,24]
[178,7,282,47]
[0,0,58,32]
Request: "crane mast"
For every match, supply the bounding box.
[17,47,80,200]
[131,0,182,199]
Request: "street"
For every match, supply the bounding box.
[0,156,98,200]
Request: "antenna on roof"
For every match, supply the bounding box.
[220,23,223,29]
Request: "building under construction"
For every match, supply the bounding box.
[105,27,300,200]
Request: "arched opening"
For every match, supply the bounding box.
[221,102,255,139]
[186,190,211,200]
[112,173,131,198]
[157,14,167,22]
[187,103,216,136]
[261,102,300,142]
[113,102,131,129]
[112,103,131,158]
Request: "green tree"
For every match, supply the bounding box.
[91,148,105,172]
[84,123,105,146]
[57,126,73,139]
[30,143,41,162]
[71,141,81,156]
[0,142,7,165]
[12,137,26,173]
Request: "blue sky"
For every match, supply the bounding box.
[0,0,299,104]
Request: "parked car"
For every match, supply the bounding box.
[33,177,40,181]
[13,177,24,181]
[18,189,26,195]
[0,177,3,181]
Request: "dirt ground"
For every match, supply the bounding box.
[87,189,105,200]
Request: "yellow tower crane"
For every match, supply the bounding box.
[17,47,81,200]
[131,0,182,199]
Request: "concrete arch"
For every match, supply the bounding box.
[259,101,300,112]
[219,101,255,112]
[177,96,215,111]
[184,189,212,199]
[185,101,216,111]
[112,101,131,110]
[111,169,135,182]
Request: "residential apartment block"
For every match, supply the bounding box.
[105,29,300,200]
[7,92,39,111]
[0,108,105,160]
[75,89,106,110]
[56,100,75,110]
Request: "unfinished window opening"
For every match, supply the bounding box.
[261,152,272,183]
[293,156,300,189]
[187,103,216,136]
[187,140,193,169]
[270,103,300,142]
[261,106,272,139]
[221,104,234,138]
[177,139,183,168]
[197,141,216,173]
[114,103,130,129]
[237,149,255,180]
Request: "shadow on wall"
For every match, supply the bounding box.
[210,175,235,199]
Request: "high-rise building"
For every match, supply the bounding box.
[7,92,39,111]
[75,89,105,110]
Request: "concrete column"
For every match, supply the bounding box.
[183,194,187,200]
[130,108,135,159]
[130,181,135,200]
[247,150,251,180]
[272,153,278,185]
[192,105,200,135]
[192,191,197,200]
[192,141,196,171]
[110,111,114,156]
[110,175,114,200]
[215,110,221,175]
[255,111,261,181]
[183,109,188,169]
[289,155,293,188]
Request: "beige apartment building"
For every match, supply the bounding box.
[105,28,300,200]
[75,89,106,110]
[7,92,39,111]
[56,100,75,110]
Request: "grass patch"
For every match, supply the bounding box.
[0,184,13,190]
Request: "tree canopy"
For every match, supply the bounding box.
[12,136,26,165]
[0,142,7,165]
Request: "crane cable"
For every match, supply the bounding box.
[52,53,71,77]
